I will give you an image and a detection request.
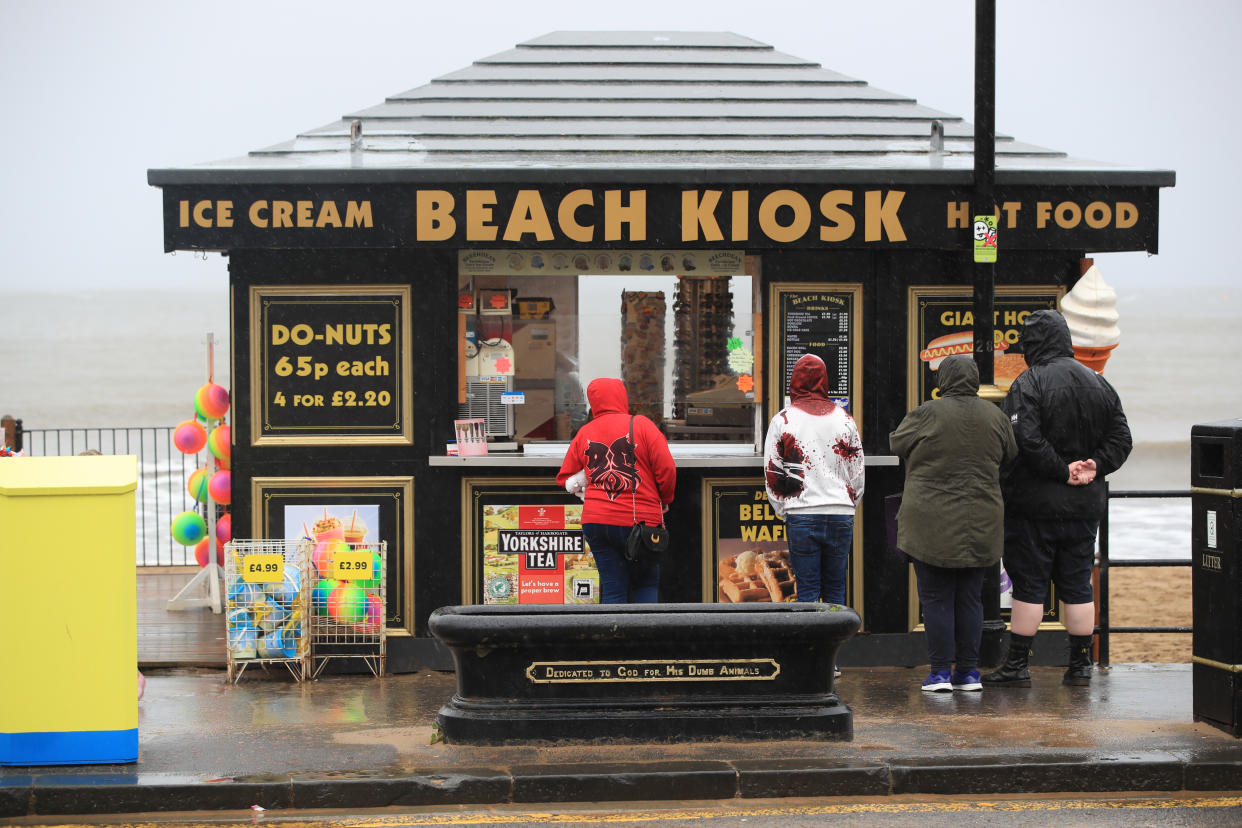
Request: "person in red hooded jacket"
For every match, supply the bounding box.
[557,378,677,603]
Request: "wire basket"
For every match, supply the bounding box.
[224,539,311,683]
[309,540,387,678]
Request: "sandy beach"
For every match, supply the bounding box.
[1101,566,1192,663]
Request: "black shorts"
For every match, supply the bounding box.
[1003,516,1099,605]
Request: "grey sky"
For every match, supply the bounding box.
[1,0,1233,292]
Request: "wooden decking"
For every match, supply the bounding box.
[138,568,226,668]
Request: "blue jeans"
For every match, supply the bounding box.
[582,523,660,603]
[784,513,853,604]
[912,559,986,673]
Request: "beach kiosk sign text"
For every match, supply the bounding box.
[164,184,1158,252]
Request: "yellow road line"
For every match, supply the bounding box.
[29,796,1242,828]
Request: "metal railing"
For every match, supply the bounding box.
[1097,486,1193,667]
[16,425,202,566]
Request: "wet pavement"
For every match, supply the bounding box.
[2,664,1241,816]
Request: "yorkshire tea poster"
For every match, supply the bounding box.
[481,503,598,604]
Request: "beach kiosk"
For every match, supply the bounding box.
[148,32,1172,671]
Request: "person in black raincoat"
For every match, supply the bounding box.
[983,309,1132,687]
[890,354,1017,692]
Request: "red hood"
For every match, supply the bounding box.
[789,354,835,415]
[586,378,630,416]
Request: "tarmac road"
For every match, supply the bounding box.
[6,794,1242,827]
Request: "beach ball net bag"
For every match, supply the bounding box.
[309,540,387,678]
[223,539,312,683]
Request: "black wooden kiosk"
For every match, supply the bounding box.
[149,31,1173,673]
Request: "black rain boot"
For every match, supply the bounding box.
[982,633,1033,687]
[1063,634,1094,686]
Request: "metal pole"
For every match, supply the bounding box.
[974,0,1005,668]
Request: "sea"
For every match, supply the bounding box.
[4,286,1240,564]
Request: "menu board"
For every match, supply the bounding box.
[767,284,862,422]
[249,286,412,445]
[906,285,1062,408]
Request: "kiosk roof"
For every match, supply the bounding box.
[149,31,1173,187]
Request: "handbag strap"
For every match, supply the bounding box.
[628,415,665,529]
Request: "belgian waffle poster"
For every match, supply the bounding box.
[710,483,800,603]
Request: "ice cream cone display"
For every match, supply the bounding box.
[1062,263,1121,373]
[1072,343,1118,373]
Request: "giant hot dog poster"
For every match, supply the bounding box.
[907,286,1063,407]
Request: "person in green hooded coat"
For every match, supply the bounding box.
[889,354,1017,692]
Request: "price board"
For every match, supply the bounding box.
[249,285,412,445]
[767,283,862,424]
[242,553,284,583]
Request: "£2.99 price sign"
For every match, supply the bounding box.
[332,550,373,580]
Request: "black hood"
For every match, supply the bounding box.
[937,354,980,397]
[1020,309,1074,367]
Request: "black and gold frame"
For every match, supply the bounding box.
[766,283,862,427]
[249,285,413,446]
[251,475,414,636]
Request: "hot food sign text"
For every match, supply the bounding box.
[163,184,1158,252]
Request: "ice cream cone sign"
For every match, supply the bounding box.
[1061,263,1120,373]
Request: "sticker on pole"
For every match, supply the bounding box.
[973,215,998,263]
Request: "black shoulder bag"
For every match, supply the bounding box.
[623,416,670,565]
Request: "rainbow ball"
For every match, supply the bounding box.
[312,578,339,615]
[195,383,231,420]
[187,466,210,501]
[327,583,367,624]
[194,536,225,567]
[208,425,231,461]
[312,540,349,576]
[359,592,384,631]
[171,510,207,546]
[208,470,231,504]
[173,420,207,454]
[215,512,232,544]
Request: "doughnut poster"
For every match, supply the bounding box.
[907,286,1062,407]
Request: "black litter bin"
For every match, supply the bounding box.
[1191,418,1242,736]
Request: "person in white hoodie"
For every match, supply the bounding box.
[763,353,865,605]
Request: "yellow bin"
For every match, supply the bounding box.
[0,455,138,764]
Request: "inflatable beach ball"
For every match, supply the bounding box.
[171,510,207,546]
[312,540,349,576]
[195,383,231,420]
[194,536,225,567]
[208,470,231,505]
[215,512,232,545]
[187,466,210,502]
[312,578,339,615]
[359,592,384,632]
[173,420,207,455]
[208,424,231,462]
[327,583,367,624]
